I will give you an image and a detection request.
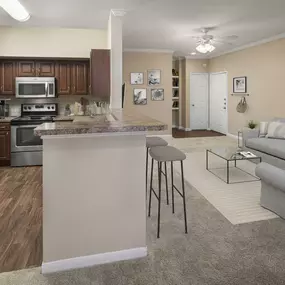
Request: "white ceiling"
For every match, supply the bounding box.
[1,0,285,58]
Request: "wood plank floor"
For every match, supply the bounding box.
[0,166,42,273]
[172,128,225,138]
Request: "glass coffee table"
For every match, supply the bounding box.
[206,147,262,184]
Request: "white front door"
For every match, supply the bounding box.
[209,72,228,134]
[190,73,209,130]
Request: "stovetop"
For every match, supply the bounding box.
[11,103,58,125]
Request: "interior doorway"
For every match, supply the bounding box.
[209,72,228,134]
[190,73,209,130]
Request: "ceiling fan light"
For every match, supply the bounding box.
[0,0,30,22]
[208,44,216,52]
[196,44,208,54]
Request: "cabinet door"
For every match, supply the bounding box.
[17,61,36,77]
[0,61,15,95]
[72,62,88,95]
[36,61,55,77]
[56,62,72,95]
[90,49,110,99]
[0,130,10,160]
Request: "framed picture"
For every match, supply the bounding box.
[151,89,164,101]
[233,76,247,93]
[133,88,147,105]
[148,69,161,85]
[130,72,144,85]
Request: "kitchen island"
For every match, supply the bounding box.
[35,110,167,274]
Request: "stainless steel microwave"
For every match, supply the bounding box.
[15,77,56,98]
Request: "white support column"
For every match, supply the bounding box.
[108,10,125,109]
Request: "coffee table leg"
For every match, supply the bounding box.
[234,159,237,167]
[227,160,229,184]
[206,150,209,170]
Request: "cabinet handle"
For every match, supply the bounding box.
[6,132,8,135]
[73,86,76,93]
[89,85,91,94]
[68,86,70,93]
[0,85,2,91]
[0,126,5,129]
[38,68,41,75]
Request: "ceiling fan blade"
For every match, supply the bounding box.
[215,35,238,41]
[212,39,234,45]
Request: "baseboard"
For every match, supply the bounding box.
[42,247,147,275]
[227,133,238,140]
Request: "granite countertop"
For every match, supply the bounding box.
[35,110,167,136]
[0,117,16,123]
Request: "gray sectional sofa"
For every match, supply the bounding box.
[242,119,285,170]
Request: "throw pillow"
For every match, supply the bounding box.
[267,122,285,139]
[259,122,269,137]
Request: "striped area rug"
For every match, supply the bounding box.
[175,151,278,225]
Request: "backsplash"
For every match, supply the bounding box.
[6,95,94,116]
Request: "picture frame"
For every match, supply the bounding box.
[151,89,164,101]
[147,69,161,85]
[233,76,247,93]
[130,72,144,85]
[133,88,147,105]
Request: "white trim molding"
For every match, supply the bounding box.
[123,48,174,54]
[42,247,147,275]
[227,133,238,140]
[210,32,285,59]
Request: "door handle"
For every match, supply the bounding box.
[223,107,226,110]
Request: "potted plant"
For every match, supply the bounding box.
[247,120,258,129]
[242,120,260,146]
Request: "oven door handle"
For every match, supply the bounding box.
[13,125,40,129]
[45,82,48,97]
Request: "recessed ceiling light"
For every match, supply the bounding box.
[190,52,196,55]
[0,0,30,22]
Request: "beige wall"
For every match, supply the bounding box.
[123,52,172,134]
[0,27,107,57]
[183,59,209,128]
[209,38,285,134]
[42,134,146,266]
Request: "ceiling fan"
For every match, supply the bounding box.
[191,28,238,54]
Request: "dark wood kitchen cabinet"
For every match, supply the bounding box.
[0,123,10,166]
[72,62,88,95]
[90,49,110,99]
[56,62,72,95]
[56,61,88,95]
[36,61,55,77]
[0,61,15,95]
[18,61,55,77]
[17,61,35,77]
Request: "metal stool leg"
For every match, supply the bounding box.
[171,161,175,214]
[181,161,188,234]
[146,147,149,193]
[164,162,169,205]
[157,161,162,238]
[148,158,154,217]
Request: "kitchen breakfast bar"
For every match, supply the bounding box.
[35,110,167,274]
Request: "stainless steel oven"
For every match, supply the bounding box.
[16,77,56,98]
[11,124,43,166]
[11,103,57,167]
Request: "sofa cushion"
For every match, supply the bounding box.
[246,138,285,160]
[267,122,285,139]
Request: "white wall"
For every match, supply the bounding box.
[0,27,107,58]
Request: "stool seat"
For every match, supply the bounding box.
[149,146,186,162]
[146,137,168,148]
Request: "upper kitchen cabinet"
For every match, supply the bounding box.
[72,62,88,95]
[0,61,15,95]
[36,61,55,77]
[18,60,55,77]
[56,62,72,95]
[90,49,110,100]
[56,61,89,96]
[17,61,35,77]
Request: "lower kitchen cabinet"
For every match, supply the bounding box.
[0,124,10,166]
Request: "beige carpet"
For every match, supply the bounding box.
[174,151,278,225]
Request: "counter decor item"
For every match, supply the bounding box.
[130,72,144,85]
[151,89,164,101]
[233,76,247,93]
[64,104,71,116]
[236,97,247,113]
[148,70,161,85]
[133,88,147,105]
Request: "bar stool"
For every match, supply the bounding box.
[146,137,169,204]
[148,146,187,238]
